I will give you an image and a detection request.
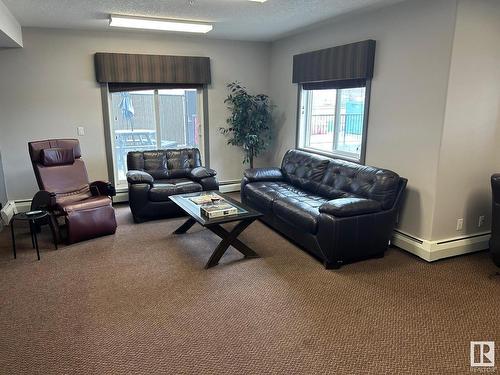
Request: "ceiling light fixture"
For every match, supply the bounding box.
[109,15,213,34]
[248,0,268,2]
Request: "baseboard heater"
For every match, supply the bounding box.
[0,200,18,226]
[392,229,490,262]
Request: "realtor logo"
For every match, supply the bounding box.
[470,341,495,368]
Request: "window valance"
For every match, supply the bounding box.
[292,40,376,84]
[94,53,211,85]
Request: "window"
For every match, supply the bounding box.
[109,88,203,188]
[298,85,368,162]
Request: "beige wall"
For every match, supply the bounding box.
[0,28,270,200]
[431,0,500,240]
[268,0,458,240]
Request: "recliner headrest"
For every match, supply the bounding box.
[28,139,82,163]
[40,148,75,166]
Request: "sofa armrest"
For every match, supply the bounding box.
[90,181,116,197]
[189,166,217,181]
[244,167,284,182]
[319,198,382,217]
[126,170,154,186]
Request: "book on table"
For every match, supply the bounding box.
[189,193,222,205]
[200,202,238,219]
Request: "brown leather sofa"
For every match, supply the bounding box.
[241,149,407,269]
[28,139,117,244]
[127,148,219,222]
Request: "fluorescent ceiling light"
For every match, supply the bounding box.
[109,15,213,34]
[249,0,268,2]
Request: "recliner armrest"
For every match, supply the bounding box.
[126,170,154,186]
[189,166,217,181]
[90,181,116,197]
[244,167,284,182]
[319,198,382,217]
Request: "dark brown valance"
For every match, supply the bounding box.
[95,53,211,85]
[292,40,376,84]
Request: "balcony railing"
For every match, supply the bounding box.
[310,114,364,136]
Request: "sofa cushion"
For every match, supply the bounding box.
[273,195,327,234]
[243,180,327,233]
[244,181,307,214]
[166,149,202,178]
[281,150,329,193]
[318,159,400,209]
[143,151,169,180]
[149,179,202,202]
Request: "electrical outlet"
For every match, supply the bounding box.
[77,126,85,136]
[478,215,485,227]
[456,218,463,231]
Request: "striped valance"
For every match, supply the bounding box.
[94,53,211,85]
[292,40,376,84]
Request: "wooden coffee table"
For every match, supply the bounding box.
[170,191,263,269]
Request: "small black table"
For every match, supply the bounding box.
[170,192,263,269]
[10,211,58,260]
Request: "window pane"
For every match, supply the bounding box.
[335,87,365,157]
[158,89,199,148]
[308,89,336,152]
[111,90,156,184]
[299,85,366,162]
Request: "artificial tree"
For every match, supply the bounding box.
[220,82,274,169]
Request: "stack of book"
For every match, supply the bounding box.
[200,203,238,219]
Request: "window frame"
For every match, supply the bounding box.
[295,80,371,165]
[100,84,210,190]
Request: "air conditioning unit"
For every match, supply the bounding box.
[0,200,17,226]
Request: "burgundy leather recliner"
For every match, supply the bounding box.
[28,139,117,244]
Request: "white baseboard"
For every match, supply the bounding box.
[219,183,240,193]
[392,230,490,262]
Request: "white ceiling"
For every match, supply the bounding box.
[3,0,404,42]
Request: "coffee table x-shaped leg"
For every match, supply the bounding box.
[174,217,260,269]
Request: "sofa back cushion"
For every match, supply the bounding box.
[280,149,400,210]
[280,150,330,192]
[318,159,400,210]
[127,148,202,179]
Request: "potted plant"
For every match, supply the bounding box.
[220,82,274,169]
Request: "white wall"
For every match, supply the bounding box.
[431,0,500,240]
[268,0,457,240]
[0,28,270,200]
[0,0,22,47]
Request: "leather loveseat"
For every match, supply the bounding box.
[126,148,218,222]
[241,149,407,269]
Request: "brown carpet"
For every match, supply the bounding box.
[0,202,499,375]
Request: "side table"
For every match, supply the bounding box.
[10,211,58,260]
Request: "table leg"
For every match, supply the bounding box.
[10,220,16,259]
[30,220,41,261]
[30,221,36,249]
[173,217,197,234]
[48,217,58,250]
[205,218,259,269]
